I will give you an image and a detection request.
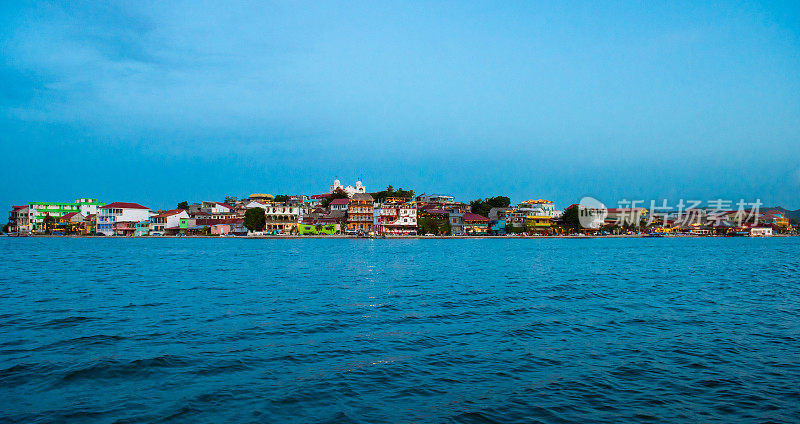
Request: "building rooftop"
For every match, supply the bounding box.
[152,209,186,218]
[463,212,489,221]
[330,198,350,205]
[351,193,374,201]
[101,202,149,210]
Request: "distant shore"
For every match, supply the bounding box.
[5,234,796,239]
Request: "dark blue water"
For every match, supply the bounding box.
[1,237,799,423]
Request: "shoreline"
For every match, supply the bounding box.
[4,234,797,239]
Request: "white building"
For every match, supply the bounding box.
[264,204,302,234]
[75,198,103,216]
[417,194,455,204]
[518,199,557,217]
[150,209,190,235]
[329,179,366,197]
[201,201,234,214]
[97,202,151,235]
[330,198,350,212]
[9,205,33,233]
[751,226,773,236]
[373,202,417,235]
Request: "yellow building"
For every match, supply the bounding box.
[524,215,552,233]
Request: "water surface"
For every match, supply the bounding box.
[1,237,799,423]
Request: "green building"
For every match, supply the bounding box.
[26,198,103,233]
[298,223,337,235]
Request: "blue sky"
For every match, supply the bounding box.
[2,1,799,211]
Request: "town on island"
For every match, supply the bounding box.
[5,179,798,238]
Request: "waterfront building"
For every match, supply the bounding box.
[56,212,87,235]
[85,214,97,235]
[75,198,103,216]
[524,214,552,234]
[7,205,28,233]
[24,198,104,233]
[211,223,235,235]
[448,210,465,235]
[97,202,150,236]
[135,221,150,237]
[330,198,350,212]
[489,207,526,233]
[298,223,338,235]
[150,209,190,235]
[373,200,417,235]
[463,212,489,235]
[329,179,367,197]
[264,204,301,234]
[112,221,137,236]
[317,210,346,231]
[346,193,374,233]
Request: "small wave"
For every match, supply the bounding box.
[57,355,191,384]
[36,334,125,351]
[40,316,95,329]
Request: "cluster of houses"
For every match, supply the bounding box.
[5,179,796,237]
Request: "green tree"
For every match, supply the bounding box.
[505,223,523,234]
[176,201,189,210]
[2,222,9,234]
[224,195,238,204]
[243,208,266,232]
[469,196,510,217]
[273,194,290,203]
[44,215,56,234]
[418,217,450,235]
[562,205,582,233]
[321,189,349,208]
[374,185,415,202]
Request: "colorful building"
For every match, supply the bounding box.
[524,214,552,234]
[55,212,88,235]
[373,201,417,235]
[150,209,190,235]
[264,204,301,234]
[297,223,338,235]
[23,198,103,233]
[135,221,150,236]
[97,202,150,236]
[346,193,374,233]
[463,212,489,235]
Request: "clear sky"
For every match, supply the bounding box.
[2,1,799,211]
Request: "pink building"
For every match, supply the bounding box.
[211,224,232,235]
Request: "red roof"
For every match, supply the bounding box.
[151,209,186,218]
[12,205,26,210]
[310,194,332,199]
[463,212,489,221]
[61,212,79,220]
[215,202,234,210]
[101,202,149,210]
[330,198,350,205]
